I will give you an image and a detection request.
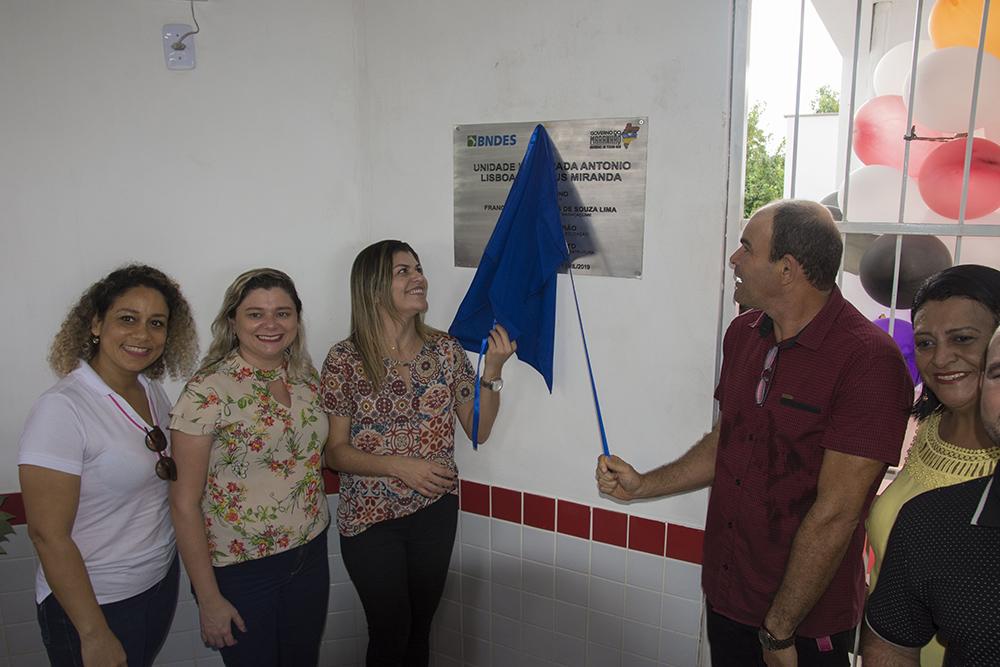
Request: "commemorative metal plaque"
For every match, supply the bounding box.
[454,117,648,278]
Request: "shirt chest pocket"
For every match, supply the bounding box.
[774,393,826,440]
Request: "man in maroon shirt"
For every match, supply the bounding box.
[597,200,913,666]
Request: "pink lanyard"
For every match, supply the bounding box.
[107,393,158,433]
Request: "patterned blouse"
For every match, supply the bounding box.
[320,333,475,536]
[170,351,330,566]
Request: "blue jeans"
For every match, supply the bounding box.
[211,526,330,667]
[37,554,180,667]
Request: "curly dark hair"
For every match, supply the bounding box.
[911,264,1000,420]
[49,264,199,379]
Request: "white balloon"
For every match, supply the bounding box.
[873,40,933,97]
[839,165,941,223]
[904,47,1000,133]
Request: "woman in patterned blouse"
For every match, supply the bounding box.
[321,240,515,666]
[170,269,330,666]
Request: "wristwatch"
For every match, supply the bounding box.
[480,376,504,392]
[758,624,795,651]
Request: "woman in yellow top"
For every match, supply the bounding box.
[866,264,1000,666]
[170,268,330,666]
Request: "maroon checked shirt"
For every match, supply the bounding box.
[703,286,913,637]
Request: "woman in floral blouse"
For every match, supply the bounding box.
[321,240,514,666]
[170,269,330,666]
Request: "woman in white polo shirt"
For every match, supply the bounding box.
[18,264,199,667]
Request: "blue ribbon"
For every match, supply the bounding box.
[568,266,610,457]
[470,325,491,449]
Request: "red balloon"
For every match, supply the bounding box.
[853,95,945,176]
[917,137,1000,219]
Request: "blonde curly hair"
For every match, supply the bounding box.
[49,264,199,379]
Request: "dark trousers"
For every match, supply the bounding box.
[340,493,459,667]
[706,603,855,667]
[212,526,330,667]
[37,554,179,667]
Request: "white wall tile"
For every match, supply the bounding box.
[1,528,36,559]
[664,558,702,601]
[434,627,463,660]
[430,652,461,667]
[587,641,622,667]
[522,592,554,630]
[461,544,490,580]
[155,629,196,663]
[661,593,702,637]
[5,620,43,656]
[589,577,625,616]
[555,534,589,574]
[626,552,663,592]
[0,591,35,625]
[590,543,626,583]
[621,651,658,667]
[491,551,521,590]
[491,519,521,558]
[436,599,461,632]
[521,623,555,661]
[522,526,554,565]
[320,637,358,667]
[170,599,199,633]
[551,632,586,666]
[10,654,50,667]
[450,535,460,572]
[491,613,520,650]
[554,569,588,607]
[325,610,357,640]
[522,560,554,599]
[622,620,659,660]
[330,582,356,612]
[442,571,461,602]
[553,601,586,639]
[587,610,623,649]
[660,629,700,667]
[462,635,490,666]
[491,643,520,666]
[330,554,350,584]
[461,574,490,611]
[624,586,661,626]
[462,605,490,641]
[461,513,490,549]
[491,583,520,620]
[0,560,36,595]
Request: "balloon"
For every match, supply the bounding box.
[840,165,941,223]
[859,234,952,309]
[917,137,1000,219]
[905,47,1000,133]
[820,191,839,207]
[930,0,1000,61]
[853,95,946,175]
[873,40,934,97]
[872,316,921,385]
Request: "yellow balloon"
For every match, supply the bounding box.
[930,0,1000,59]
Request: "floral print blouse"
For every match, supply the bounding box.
[320,333,475,536]
[170,352,330,566]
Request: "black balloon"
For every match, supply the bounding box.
[859,234,952,308]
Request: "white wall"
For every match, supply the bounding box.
[2,0,739,531]
[0,0,366,492]
[359,0,734,527]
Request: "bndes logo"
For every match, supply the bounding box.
[467,134,518,148]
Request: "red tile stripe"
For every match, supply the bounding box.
[592,507,628,548]
[491,486,521,523]
[1,480,706,564]
[460,480,490,516]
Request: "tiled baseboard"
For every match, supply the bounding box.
[0,483,707,667]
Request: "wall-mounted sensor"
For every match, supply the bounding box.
[163,24,195,70]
